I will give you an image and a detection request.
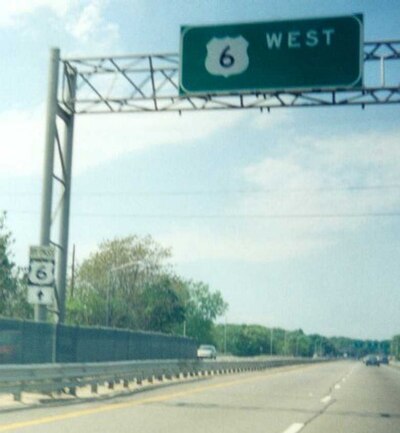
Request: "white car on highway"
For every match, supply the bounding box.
[197,345,217,360]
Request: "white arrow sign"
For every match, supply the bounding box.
[28,286,54,305]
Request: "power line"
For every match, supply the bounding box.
[6,210,400,219]
[2,184,400,197]
[72,211,400,219]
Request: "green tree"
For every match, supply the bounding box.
[138,275,185,333]
[185,281,228,344]
[392,335,400,360]
[67,235,172,328]
[219,326,315,358]
[0,213,32,318]
[283,330,312,357]
[67,235,228,339]
[232,325,268,356]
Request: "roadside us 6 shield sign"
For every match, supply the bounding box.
[28,245,55,305]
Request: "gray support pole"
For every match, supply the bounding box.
[270,328,273,356]
[37,48,60,322]
[70,244,76,299]
[224,316,227,354]
[57,67,77,323]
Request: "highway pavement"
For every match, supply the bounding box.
[0,360,399,433]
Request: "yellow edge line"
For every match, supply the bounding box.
[0,364,316,432]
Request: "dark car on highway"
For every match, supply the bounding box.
[364,355,380,366]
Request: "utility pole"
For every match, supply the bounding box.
[270,328,274,356]
[37,48,60,322]
[38,48,76,323]
[224,316,227,355]
[284,330,287,356]
[70,244,76,299]
[56,66,76,324]
[106,272,112,327]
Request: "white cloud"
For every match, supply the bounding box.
[242,130,400,216]
[160,129,400,264]
[241,130,400,249]
[0,0,120,54]
[66,1,102,40]
[0,107,44,177]
[160,226,328,264]
[65,0,120,53]
[74,110,244,172]
[0,107,244,178]
[0,0,76,27]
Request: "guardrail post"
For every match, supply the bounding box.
[13,390,22,402]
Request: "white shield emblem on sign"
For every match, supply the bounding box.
[205,36,249,78]
[28,261,55,286]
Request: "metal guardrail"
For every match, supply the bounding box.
[0,358,326,402]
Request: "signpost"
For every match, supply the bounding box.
[28,246,55,309]
[180,14,363,94]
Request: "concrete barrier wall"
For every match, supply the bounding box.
[0,317,196,364]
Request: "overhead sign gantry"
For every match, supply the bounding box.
[34,15,400,322]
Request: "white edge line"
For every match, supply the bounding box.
[282,423,305,433]
[321,395,332,404]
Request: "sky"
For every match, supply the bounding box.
[0,0,399,340]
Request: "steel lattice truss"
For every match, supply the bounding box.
[60,40,400,115]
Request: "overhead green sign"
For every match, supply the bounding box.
[180,15,363,95]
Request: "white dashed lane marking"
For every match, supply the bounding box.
[321,395,332,404]
[282,423,304,433]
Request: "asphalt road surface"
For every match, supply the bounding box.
[0,361,399,433]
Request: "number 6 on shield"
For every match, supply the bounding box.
[29,261,55,286]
